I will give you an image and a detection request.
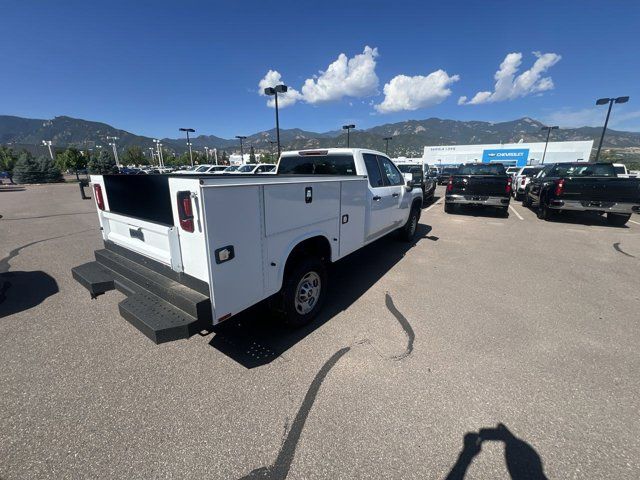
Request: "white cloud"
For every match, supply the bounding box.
[258,70,303,108]
[459,51,561,105]
[301,46,379,103]
[374,70,460,113]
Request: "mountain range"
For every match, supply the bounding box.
[2,114,640,158]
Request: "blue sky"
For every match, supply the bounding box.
[2,0,639,138]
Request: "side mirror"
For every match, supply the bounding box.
[403,172,413,191]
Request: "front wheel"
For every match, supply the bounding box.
[276,257,327,327]
[607,213,631,227]
[399,206,420,241]
[522,191,532,208]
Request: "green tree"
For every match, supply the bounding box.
[88,149,118,174]
[249,146,256,164]
[13,152,63,184]
[261,152,276,164]
[122,146,148,166]
[0,146,17,183]
[220,150,229,165]
[56,147,87,180]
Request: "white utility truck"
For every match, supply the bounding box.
[73,148,423,344]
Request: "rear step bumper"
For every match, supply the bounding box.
[72,244,212,344]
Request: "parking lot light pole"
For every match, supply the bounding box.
[383,136,392,155]
[264,85,288,158]
[342,124,355,147]
[540,126,558,165]
[42,140,54,160]
[148,148,156,165]
[107,136,120,167]
[594,96,630,162]
[235,136,247,164]
[179,128,196,166]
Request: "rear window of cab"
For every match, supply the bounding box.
[277,154,356,175]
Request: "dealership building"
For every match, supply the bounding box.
[422,140,594,167]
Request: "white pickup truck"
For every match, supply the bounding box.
[72,148,423,343]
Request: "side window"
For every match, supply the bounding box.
[363,153,384,188]
[378,156,403,186]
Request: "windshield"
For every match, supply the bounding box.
[278,154,356,175]
[195,165,210,172]
[551,163,616,177]
[521,167,539,176]
[614,166,626,175]
[224,166,239,172]
[237,165,254,172]
[457,164,506,175]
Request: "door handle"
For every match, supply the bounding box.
[392,193,399,198]
[372,195,382,201]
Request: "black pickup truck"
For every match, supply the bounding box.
[444,163,512,216]
[523,162,640,226]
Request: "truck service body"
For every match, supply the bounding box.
[72,149,423,343]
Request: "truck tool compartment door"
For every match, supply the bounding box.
[200,184,264,323]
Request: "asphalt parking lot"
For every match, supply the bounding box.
[1,183,639,479]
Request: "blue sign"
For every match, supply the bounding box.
[482,148,529,167]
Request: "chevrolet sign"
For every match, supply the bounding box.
[482,148,529,167]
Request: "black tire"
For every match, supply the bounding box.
[399,205,420,241]
[514,192,521,201]
[444,202,455,214]
[522,191,531,208]
[606,213,631,226]
[276,257,327,327]
[537,198,552,220]
[498,206,509,217]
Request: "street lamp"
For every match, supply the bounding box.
[107,136,120,167]
[342,124,355,147]
[42,140,54,160]
[204,146,210,163]
[594,96,630,162]
[264,84,288,158]
[148,147,156,165]
[179,128,196,166]
[235,136,247,164]
[540,126,559,165]
[383,136,393,155]
[153,139,164,168]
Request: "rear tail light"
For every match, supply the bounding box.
[506,177,512,194]
[521,177,526,186]
[554,178,565,196]
[93,184,105,210]
[446,176,453,192]
[177,191,194,232]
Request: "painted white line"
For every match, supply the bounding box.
[424,197,444,212]
[509,204,524,220]
[629,219,640,226]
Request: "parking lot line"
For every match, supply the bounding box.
[424,197,443,212]
[629,219,640,226]
[509,204,524,220]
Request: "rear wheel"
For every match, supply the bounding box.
[607,213,631,226]
[537,198,552,220]
[522,191,531,208]
[444,202,455,214]
[276,257,327,327]
[498,206,509,217]
[399,205,420,241]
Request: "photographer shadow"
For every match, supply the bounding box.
[446,423,547,480]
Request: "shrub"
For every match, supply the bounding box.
[13,153,63,184]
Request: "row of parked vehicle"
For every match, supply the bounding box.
[119,163,277,175]
[442,162,640,226]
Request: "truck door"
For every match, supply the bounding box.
[363,153,402,240]
[376,155,406,224]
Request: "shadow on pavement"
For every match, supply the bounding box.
[208,224,432,368]
[446,423,547,480]
[445,205,509,219]
[0,271,59,318]
[522,206,632,228]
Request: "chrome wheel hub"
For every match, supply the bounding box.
[295,272,321,315]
